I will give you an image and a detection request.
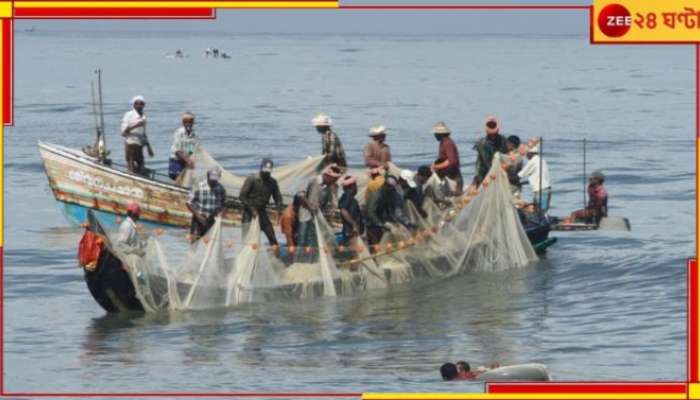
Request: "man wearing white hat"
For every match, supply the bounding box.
[120,95,154,174]
[312,113,347,168]
[518,144,552,212]
[186,168,227,242]
[364,124,392,169]
[169,112,199,180]
[431,121,463,195]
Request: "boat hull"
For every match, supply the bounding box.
[39,142,246,228]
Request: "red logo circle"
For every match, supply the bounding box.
[598,3,632,37]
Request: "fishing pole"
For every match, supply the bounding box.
[583,138,587,210]
[538,137,543,212]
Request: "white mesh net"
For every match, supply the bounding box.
[111,153,538,312]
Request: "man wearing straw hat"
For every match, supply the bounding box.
[120,95,154,175]
[312,113,347,168]
[431,121,463,195]
[473,115,508,186]
[168,112,199,180]
[364,124,392,169]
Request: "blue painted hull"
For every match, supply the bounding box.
[59,202,178,231]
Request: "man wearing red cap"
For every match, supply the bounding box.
[473,116,508,186]
[117,202,145,255]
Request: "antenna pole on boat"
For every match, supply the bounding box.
[538,136,543,212]
[583,138,587,210]
[95,68,107,162]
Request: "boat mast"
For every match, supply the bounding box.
[583,138,586,210]
[95,68,107,163]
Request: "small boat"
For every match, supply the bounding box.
[549,216,631,232]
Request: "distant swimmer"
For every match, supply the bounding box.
[221,52,231,59]
[175,49,183,58]
[440,361,499,381]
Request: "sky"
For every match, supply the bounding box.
[13,0,591,35]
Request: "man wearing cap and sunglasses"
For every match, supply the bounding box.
[239,158,284,246]
[120,95,154,175]
[169,112,199,180]
[187,168,227,242]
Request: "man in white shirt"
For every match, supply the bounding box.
[120,95,154,174]
[168,112,199,180]
[117,202,145,256]
[517,145,552,212]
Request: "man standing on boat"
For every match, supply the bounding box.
[518,145,552,212]
[186,168,227,242]
[312,113,347,168]
[239,158,284,247]
[431,121,463,195]
[169,112,199,180]
[364,124,392,169]
[120,96,154,174]
[473,116,508,187]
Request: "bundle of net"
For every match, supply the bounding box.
[115,152,537,312]
[174,145,400,205]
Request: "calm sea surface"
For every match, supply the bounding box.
[4,29,694,392]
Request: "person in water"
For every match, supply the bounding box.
[116,202,145,256]
[456,361,479,380]
[120,95,154,175]
[566,170,608,224]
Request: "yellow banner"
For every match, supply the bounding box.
[592,0,700,43]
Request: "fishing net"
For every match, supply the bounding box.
[108,153,537,312]
[175,145,401,204]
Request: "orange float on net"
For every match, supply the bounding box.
[251,243,258,250]
[432,226,439,233]
[398,241,405,249]
[372,244,381,253]
[288,245,296,253]
[203,237,210,245]
[490,174,497,180]
[304,246,313,255]
[271,244,280,253]
[482,181,490,188]
[323,246,331,255]
[355,244,364,253]
[385,243,394,250]
[337,245,346,253]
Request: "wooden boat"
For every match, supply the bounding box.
[38,141,284,230]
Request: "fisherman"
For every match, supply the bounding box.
[364,124,392,169]
[366,175,412,246]
[505,135,524,195]
[338,175,363,246]
[312,113,347,168]
[517,144,552,212]
[186,168,227,242]
[280,191,305,248]
[365,166,386,203]
[567,170,608,224]
[239,158,284,246]
[431,121,463,195]
[473,116,508,186]
[116,202,145,255]
[120,95,154,175]
[296,165,342,258]
[169,112,199,181]
[399,169,427,219]
[416,165,451,210]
